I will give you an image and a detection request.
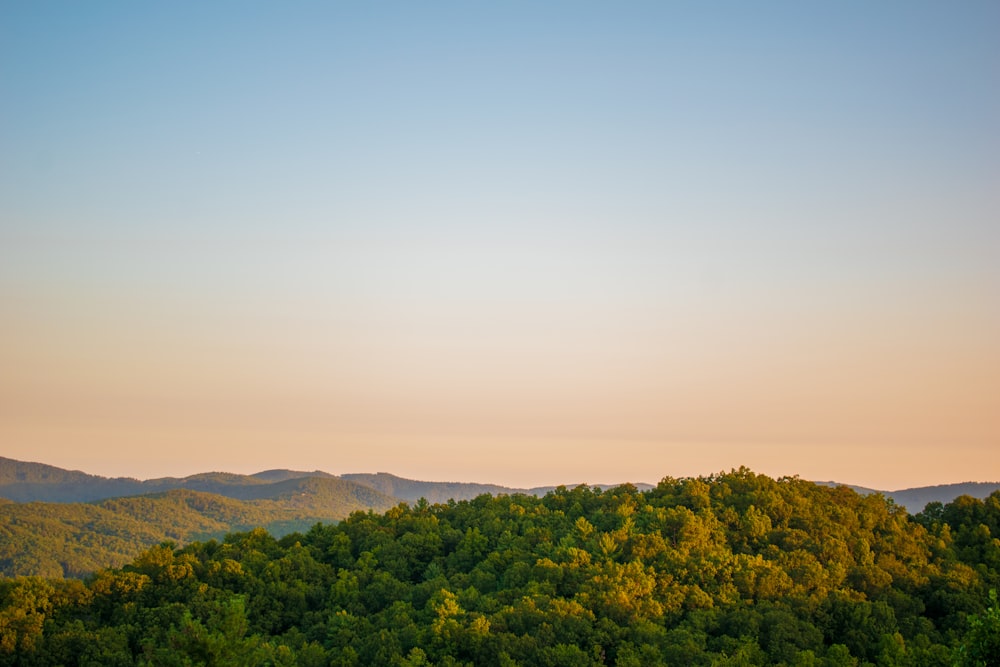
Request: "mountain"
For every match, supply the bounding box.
[0,458,293,502]
[0,479,399,578]
[0,456,148,502]
[0,458,658,578]
[249,469,336,483]
[0,458,653,506]
[887,482,1000,512]
[340,472,530,503]
[5,470,999,665]
[4,456,999,579]
[338,472,654,503]
[0,458,351,504]
[5,456,995,512]
[817,480,1000,512]
[205,475,400,513]
[0,457,98,485]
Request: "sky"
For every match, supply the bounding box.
[1,1,998,490]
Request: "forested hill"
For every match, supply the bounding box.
[0,457,147,503]
[0,458,96,485]
[0,480,398,578]
[2,469,998,665]
[339,472,537,504]
[0,458,341,503]
[3,456,994,510]
[889,483,1000,513]
[0,458,655,505]
[338,472,656,504]
[813,481,1000,512]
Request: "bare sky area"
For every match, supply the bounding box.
[2,2,998,488]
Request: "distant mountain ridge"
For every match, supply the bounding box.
[0,457,147,502]
[250,469,336,483]
[340,471,655,504]
[886,482,1000,512]
[0,458,347,503]
[815,480,1000,511]
[339,471,531,504]
[0,472,399,578]
[0,486,394,578]
[3,457,998,511]
[1,456,999,579]
[0,457,652,505]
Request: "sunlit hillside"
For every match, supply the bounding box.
[2,469,998,665]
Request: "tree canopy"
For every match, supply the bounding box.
[2,468,999,666]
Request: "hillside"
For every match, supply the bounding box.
[888,482,1000,512]
[0,458,382,505]
[2,469,998,665]
[339,472,655,503]
[813,480,1000,513]
[339,472,531,503]
[0,457,98,486]
[5,455,998,513]
[0,458,654,507]
[207,475,400,514]
[0,480,398,578]
[250,469,336,483]
[4,457,999,581]
[0,457,148,502]
[5,456,999,515]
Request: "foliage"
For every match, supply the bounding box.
[0,486,396,578]
[0,458,401,507]
[954,589,1000,666]
[1,469,998,665]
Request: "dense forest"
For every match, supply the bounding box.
[0,459,649,580]
[0,458,559,506]
[4,457,998,583]
[2,469,999,666]
[0,485,397,578]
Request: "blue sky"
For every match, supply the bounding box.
[2,2,998,487]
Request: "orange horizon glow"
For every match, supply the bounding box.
[2,3,998,490]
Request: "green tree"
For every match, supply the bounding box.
[956,589,1000,667]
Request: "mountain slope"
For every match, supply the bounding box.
[4,456,997,514]
[887,482,1000,512]
[799,480,1000,513]
[338,472,653,503]
[0,481,400,578]
[0,456,148,502]
[0,457,97,485]
[0,459,356,504]
[339,472,526,503]
[250,469,336,483]
[5,471,999,665]
[204,475,400,513]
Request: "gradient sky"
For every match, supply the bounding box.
[2,1,998,489]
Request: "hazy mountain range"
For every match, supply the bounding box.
[0,456,645,504]
[3,456,995,510]
[1,456,997,579]
[0,456,653,578]
[812,480,1000,514]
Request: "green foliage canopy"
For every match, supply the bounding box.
[2,469,999,666]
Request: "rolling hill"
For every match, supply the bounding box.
[4,456,998,512]
[816,480,1000,512]
[3,456,998,578]
[887,482,1000,512]
[0,478,399,578]
[0,457,653,505]
[339,471,655,503]
[0,457,367,504]
[339,471,539,503]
